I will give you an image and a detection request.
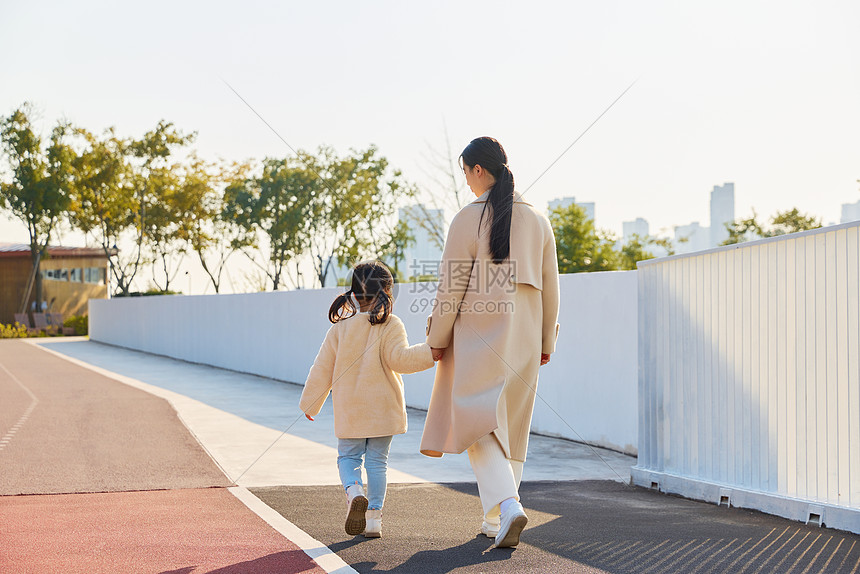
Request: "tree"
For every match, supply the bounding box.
[68,127,135,295]
[769,208,821,236]
[549,203,619,273]
[303,146,417,288]
[0,104,75,311]
[616,234,676,270]
[378,218,416,280]
[143,163,185,291]
[130,121,195,294]
[68,121,193,295]
[224,156,318,290]
[722,208,821,245]
[185,160,253,294]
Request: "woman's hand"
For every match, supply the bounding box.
[431,347,446,361]
[540,353,550,366]
[305,413,315,421]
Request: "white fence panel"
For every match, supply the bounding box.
[632,221,860,534]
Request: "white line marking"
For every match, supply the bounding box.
[0,361,39,452]
[229,486,358,574]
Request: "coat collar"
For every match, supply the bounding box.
[469,189,532,206]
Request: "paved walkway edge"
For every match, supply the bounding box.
[229,486,358,574]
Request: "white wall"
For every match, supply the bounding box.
[90,271,639,454]
[531,272,638,454]
[633,221,860,534]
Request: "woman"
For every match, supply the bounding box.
[420,136,560,548]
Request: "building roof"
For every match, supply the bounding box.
[0,243,112,259]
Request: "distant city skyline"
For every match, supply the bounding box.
[842,199,860,224]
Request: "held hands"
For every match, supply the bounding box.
[540,353,551,366]
[431,347,446,361]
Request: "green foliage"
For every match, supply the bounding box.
[379,218,416,276]
[1,323,30,338]
[722,208,822,245]
[549,203,619,273]
[224,155,319,290]
[1,103,76,306]
[185,161,250,293]
[67,120,194,296]
[616,234,676,270]
[305,146,417,288]
[63,315,88,336]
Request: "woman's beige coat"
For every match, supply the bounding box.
[300,312,434,439]
[420,189,560,462]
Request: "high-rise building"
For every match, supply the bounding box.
[710,183,735,247]
[675,222,710,254]
[841,199,860,223]
[548,197,595,222]
[622,218,650,243]
[398,204,445,279]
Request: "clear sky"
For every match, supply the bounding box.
[2,1,859,285]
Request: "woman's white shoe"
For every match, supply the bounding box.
[494,502,528,548]
[481,520,500,538]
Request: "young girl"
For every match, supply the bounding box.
[300,260,436,537]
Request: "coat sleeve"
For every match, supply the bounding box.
[299,325,338,416]
[427,210,477,348]
[541,220,561,354]
[383,317,434,374]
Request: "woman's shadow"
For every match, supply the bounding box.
[340,534,515,574]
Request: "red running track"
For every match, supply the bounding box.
[0,487,326,574]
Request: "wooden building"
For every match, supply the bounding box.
[0,243,110,325]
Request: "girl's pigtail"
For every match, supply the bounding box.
[328,289,357,323]
[368,290,393,326]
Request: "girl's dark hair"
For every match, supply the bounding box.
[328,260,394,325]
[460,136,515,264]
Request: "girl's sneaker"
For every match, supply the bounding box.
[364,509,382,538]
[345,484,368,536]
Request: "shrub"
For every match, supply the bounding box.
[1,322,30,338]
[64,315,88,336]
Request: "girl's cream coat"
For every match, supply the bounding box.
[420,190,560,462]
[300,312,434,438]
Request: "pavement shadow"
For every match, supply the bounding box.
[157,550,320,574]
[352,535,512,574]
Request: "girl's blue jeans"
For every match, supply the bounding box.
[337,436,393,510]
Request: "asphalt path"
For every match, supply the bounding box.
[252,481,860,573]
[0,340,230,495]
[0,340,329,573]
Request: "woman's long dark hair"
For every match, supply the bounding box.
[460,136,514,264]
[328,260,394,325]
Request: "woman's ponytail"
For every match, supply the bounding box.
[485,164,514,264]
[462,137,515,264]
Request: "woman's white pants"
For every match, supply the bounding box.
[466,433,524,525]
